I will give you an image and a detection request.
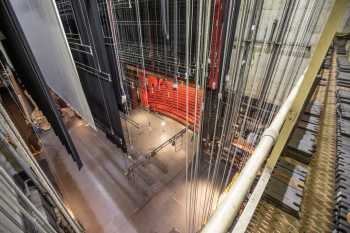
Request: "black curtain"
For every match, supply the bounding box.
[57,0,127,151]
[0,1,83,169]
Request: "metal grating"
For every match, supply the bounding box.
[247,53,336,233]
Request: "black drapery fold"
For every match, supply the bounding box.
[58,0,127,151]
[0,0,83,169]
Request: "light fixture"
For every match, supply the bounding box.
[172,81,178,89]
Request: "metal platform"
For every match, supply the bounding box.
[247,53,337,233]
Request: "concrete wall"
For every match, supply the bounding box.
[338,5,350,33]
[227,0,335,103]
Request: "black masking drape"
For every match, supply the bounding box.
[0,1,83,169]
[56,0,127,152]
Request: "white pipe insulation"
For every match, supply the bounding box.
[200,72,306,233]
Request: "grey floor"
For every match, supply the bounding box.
[40,109,194,233]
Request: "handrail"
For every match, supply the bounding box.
[200,1,348,232]
[126,128,186,173]
[200,70,305,233]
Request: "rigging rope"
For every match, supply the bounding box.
[102,0,333,232]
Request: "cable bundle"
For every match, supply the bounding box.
[186,0,331,232]
[102,0,333,232]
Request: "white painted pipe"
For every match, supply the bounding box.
[0,103,84,233]
[201,72,305,233]
[0,166,59,233]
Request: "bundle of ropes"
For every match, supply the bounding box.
[102,0,332,232]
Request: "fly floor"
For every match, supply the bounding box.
[247,54,336,233]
